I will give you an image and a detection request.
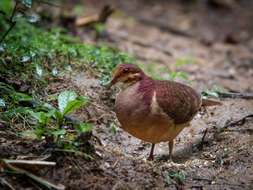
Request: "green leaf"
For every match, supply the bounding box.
[63,100,85,115]
[110,122,117,135]
[0,99,5,107]
[169,71,177,81]
[73,142,83,147]
[78,95,89,103]
[0,0,12,16]
[0,82,15,91]
[65,65,72,71]
[21,130,35,135]
[52,67,58,76]
[21,0,32,8]
[28,110,42,122]
[36,64,43,77]
[58,91,78,114]
[177,72,189,80]
[75,122,92,136]
[165,175,171,183]
[16,92,32,101]
[5,107,31,116]
[53,110,63,125]
[42,103,56,110]
[26,15,38,23]
[212,84,226,93]
[73,5,84,15]
[27,110,52,125]
[68,134,75,140]
[169,173,185,182]
[21,56,30,62]
[202,89,219,98]
[94,23,105,32]
[48,94,58,99]
[52,129,66,135]
[176,57,194,67]
[40,112,47,125]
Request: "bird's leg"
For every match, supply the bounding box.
[168,140,174,161]
[147,143,155,161]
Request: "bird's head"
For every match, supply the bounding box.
[108,63,145,88]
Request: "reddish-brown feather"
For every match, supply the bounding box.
[138,78,201,124]
[110,63,222,161]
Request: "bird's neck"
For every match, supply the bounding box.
[138,76,155,105]
[120,72,149,90]
[121,80,138,90]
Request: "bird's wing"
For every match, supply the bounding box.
[155,81,201,124]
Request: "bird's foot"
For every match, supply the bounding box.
[168,158,174,163]
[168,155,173,163]
[147,155,154,161]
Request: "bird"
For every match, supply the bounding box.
[108,63,221,161]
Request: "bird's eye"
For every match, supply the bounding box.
[123,68,129,73]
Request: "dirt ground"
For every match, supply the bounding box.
[1,0,253,189]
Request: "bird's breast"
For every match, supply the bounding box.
[115,82,148,124]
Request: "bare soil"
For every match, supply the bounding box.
[1,1,253,189]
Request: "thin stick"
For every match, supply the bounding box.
[0,178,16,190]
[0,1,18,43]
[220,114,253,132]
[2,159,65,190]
[217,92,253,100]
[199,129,208,150]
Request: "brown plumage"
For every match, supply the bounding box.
[109,63,221,161]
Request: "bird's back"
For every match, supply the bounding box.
[154,80,202,124]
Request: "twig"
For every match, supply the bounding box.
[86,113,110,123]
[2,160,65,190]
[0,178,16,190]
[199,129,208,150]
[76,14,99,26]
[3,159,56,167]
[75,5,114,26]
[0,1,18,43]
[192,177,212,182]
[217,91,253,100]
[221,114,253,131]
[216,114,253,134]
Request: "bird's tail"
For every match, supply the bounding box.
[202,99,222,106]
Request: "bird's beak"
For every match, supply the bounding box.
[107,68,120,88]
[107,77,117,88]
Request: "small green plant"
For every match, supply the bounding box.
[94,23,106,33]
[73,5,84,15]
[202,84,226,99]
[1,0,135,96]
[138,62,190,82]
[56,91,89,125]
[0,82,33,126]
[109,122,117,135]
[23,91,91,150]
[224,147,228,153]
[166,172,185,184]
[176,57,194,67]
[169,71,189,81]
